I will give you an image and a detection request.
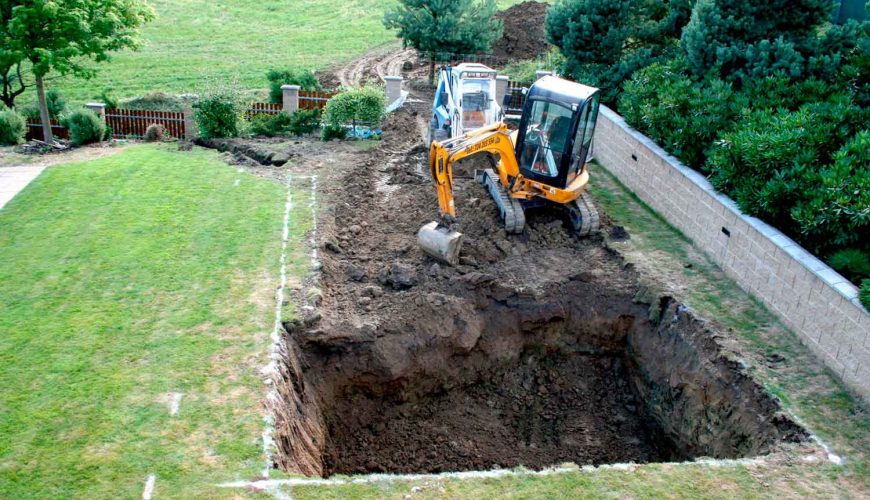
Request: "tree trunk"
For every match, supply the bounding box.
[429,60,435,85]
[35,74,53,143]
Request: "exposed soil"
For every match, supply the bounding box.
[261,94,806,476]
[491,1,553,62]
[203,54,810,478]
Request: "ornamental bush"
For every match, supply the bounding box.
[194,83,244,139]
[619,59,747,169]
[62,109,106,146]
[0,106,25,145]
[267,69,320,104]
[323,85,385,129]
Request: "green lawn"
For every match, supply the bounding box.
[45,0,522,104]
[0,145,313,497]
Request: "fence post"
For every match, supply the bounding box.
[84,102,106,122]
[535,70,552,81]
[183,105,197,141]
[384,76,403,106]
[282,85,300,113]
[495,76,509,107]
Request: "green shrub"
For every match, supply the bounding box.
[0,107,26,145]
[828,249,870,283]
[248,109,322,137]
[860,280,870,310]
[323,85,385,129]
[287,109,321,136]
[62,109,106,146]
[546,0,689,104]
[501,50,566,83]
[248,113,278,137]
[103,125,114,141]
[46,90,67,119]
[20,90,68,120]
[121,92,184,112]
[708,99,868,253]
[791,129,870,255]
[619,60,747,168]
[267,68,320,104]
[100,88,120,109]
[194,84,243,139]
[321,123,347,141]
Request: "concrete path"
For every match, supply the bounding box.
[0,165,48,210]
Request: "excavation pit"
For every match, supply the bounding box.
[267,108,806,478]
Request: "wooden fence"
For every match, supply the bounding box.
[299,90,337,110]
[105,109,185,139]
[247,102,282,118]
[25,118,69,141]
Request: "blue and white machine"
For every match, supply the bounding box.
[429,63,504,143]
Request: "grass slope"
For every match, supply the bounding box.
[47,0,521,104]
[0,145,312,497]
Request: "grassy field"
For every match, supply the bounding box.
[0,145,313,497]
[44,0,522,104]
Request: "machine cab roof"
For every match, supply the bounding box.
[515,76,601,190]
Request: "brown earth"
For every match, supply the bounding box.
[199,56,807,477]
[252,88,806,476]
[491,1,553,62]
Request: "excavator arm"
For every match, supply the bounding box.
[427,122,520,220]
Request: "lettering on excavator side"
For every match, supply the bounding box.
[464,136,500,155]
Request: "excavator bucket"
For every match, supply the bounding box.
[417,221,464,266]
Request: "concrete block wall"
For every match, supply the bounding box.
[593,105,870,400]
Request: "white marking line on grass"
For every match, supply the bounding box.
[309,175,319,269]
[218,456,774,491]
[260,174,296,479]
[142,474,156,499]
[168,392,183,417]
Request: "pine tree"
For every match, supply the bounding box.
[680,0,843,80]
[545,0,693,103]
[384,0,503,82]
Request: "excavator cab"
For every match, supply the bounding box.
[515,76,600,190]
[419,75,602,266]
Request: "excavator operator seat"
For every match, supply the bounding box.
[515,76,601,190]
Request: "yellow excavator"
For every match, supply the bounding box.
[418,75,602,265]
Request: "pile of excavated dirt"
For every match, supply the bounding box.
[267,101,807,477]
[491,1,553,62]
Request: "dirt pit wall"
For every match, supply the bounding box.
[264,108,805,477]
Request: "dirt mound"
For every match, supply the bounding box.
[491,1,552,61]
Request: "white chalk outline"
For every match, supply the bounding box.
[168,392,183,417]
[142,474,156,499]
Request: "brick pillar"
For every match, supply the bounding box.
[384,76,403,106]
[495,76,509,106]
[282,85,300,113]
[183,104,197,141]
[84,102,106,121]
[535,70,552,81]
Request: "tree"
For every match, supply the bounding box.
[545,0,693,103]
[4,0,154,142]
[384,0,503,82]
[680,0,853,81]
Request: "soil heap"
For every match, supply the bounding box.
[491,1,553,61]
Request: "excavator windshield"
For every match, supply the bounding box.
[518,100,573,178]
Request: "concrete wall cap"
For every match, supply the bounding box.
[496,75,509,81]
[84,102,106,108]
[281,84,301,90]
[384,75,403,81]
